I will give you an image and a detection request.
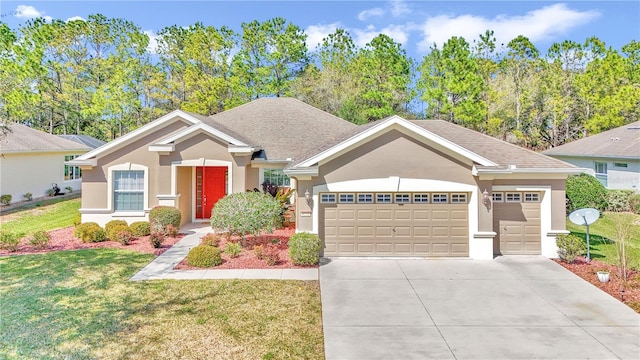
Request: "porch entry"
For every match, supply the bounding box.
[195,166,227,219]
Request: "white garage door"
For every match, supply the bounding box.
[321,192,469,257]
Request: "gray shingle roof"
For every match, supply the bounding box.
[543,121,640,159]
[203,97,357,160]
[0,123,90,153]
[58,134,106,149]
[411,120,575,168]
[287,118,574,169]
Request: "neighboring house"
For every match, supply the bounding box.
[543,121,640,191]
[0,123,90,203]
[70,98,582,259]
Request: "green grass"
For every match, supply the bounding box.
[0,197,80,236]
[0,249,324,359]
[567,212,640,269]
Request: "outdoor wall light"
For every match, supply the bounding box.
[482,189,490,205]
[304,189,312,206]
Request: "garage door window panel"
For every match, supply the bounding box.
[451,193,467,203]
[358,193,373,203]
[492,192,503,202]
[395,193,411,203]
[506,192,521,202]
[413,193,429,203]
[376,193,392,203]
[321,193,336,203]
[433,194,448,203]
[339,193,355,203]
[524,193,540,202]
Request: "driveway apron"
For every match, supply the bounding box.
[320,257,640,360]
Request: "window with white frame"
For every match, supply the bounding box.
[450,193,467,203]
[413,193,429,203]
[376,193,392,203]
[395,193,411,203]
[64,155,82,180]
[594,162,607,175]
[432,193,448,203]
[524,193,540,202]
[614,162,628,168]
[492,192,503,202]
[358,193,373,203]
[506,192,521,202]
[339,193,355,203]
[320,193,336,203]
[113,170,144,211]
[263,168,290,187]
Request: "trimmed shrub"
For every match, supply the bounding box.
[105,220,128,234]
[74,222,106,243]
[106,224,130,241]
[0,232,20,252]
[187,245,222,267]
[201,233,221,247]
[631,193,640,215]
[210,192,282,243]
[556,234,586,263]
[263,244,280,266]
[149,206,181,234]
[23,192,33,201]
[130,221,151,236]
[566,174,607,213]
[149,232,164,248]
[224,242,242,258]
[29,230,51,249]
[288,232,322,266]
[72,213,82,226]
[115,229,133,245]
[0,194,12,206]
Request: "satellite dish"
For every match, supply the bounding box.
[569,208,600,226]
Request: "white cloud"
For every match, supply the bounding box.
[305,23,340,50]
[417,3,600,52]
[144,30,159,54]
[358,7,384,21]
[66,16,85,22]
[353,24,409,47]
[15,5,52,21]
[390,0,411,17]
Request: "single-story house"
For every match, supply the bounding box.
[543,121,640,191]
[0,123,91,203]
[70,98,583,259]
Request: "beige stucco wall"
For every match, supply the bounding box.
[0,151,84,204]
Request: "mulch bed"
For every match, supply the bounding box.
[175,228,317,270]
[0,226,183,256]
[554,256,640,312]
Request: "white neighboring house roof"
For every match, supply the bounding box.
[0,123,90,154]
[58,134,106,149]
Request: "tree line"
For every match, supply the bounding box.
[1,15,638,149]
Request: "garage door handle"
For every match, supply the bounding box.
[392,227,396,233]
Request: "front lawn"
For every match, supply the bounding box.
[0,249,324,359]
[0,197,81,236]
[567,211,640,270]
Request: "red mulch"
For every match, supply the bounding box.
[554,256,640,312]
[0,226,183,257]
[175,228,317,270]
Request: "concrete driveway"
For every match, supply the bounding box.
[320,257,640,360]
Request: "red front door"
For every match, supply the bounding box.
[196,166,227,219]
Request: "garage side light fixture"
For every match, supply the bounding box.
[482,189,490,205]
[304,189,312,206]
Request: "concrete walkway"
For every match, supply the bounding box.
[320,257,640,360]
[130,223,318,281]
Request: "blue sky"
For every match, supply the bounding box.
[2,1,638,59]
